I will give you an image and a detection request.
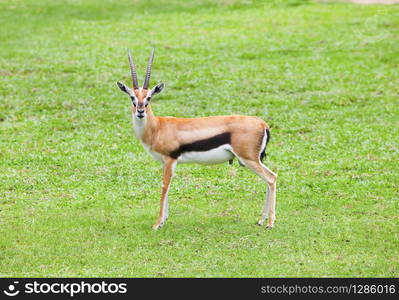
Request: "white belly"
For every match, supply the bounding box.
[177,145,234,165]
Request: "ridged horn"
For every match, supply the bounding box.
[143,48,155,90]
[128,49,139,90]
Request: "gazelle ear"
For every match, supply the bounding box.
[116,81,132,95]
[150,83,164,97]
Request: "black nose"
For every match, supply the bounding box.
[137,109,144,114]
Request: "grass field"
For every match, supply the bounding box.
[0,0,398,277]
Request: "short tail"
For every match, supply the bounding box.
[260,128,270,162]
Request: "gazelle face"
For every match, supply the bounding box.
[116,49,164,121]
[131,88,149,120]
[116,83,164,120]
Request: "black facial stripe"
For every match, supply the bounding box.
[170,132,231,159]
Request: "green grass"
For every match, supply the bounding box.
[0,0,398,277]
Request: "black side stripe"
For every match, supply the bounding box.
[170,132,231,159]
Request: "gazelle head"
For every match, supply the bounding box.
[116,49,164,120]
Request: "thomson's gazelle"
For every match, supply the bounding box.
[116,49,277,230]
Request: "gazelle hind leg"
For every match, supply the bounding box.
[260,163,277,228]
[165,196,169,219]
[240,158,277,228]
[257,185,270,226]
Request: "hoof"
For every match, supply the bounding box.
[152,222,164,230]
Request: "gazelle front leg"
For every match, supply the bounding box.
[152,157,176,230]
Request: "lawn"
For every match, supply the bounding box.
[0,0,398,277]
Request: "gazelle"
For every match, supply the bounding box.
[116,49,277,230]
